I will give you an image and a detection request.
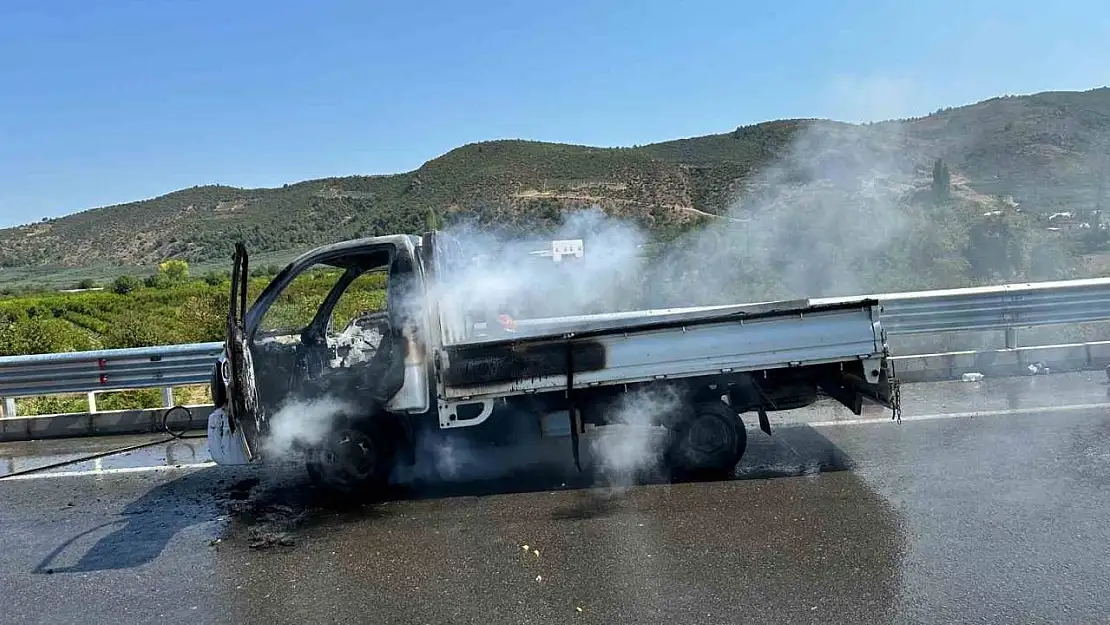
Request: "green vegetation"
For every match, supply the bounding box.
[2,87,1107,275]
[1,276,239,356]
[256,266,387,336]
[0,260,391,357]
[932,158,952,203]
[0,258,392,416]
[14,387,211,420]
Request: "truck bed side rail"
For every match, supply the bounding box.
[437,299,886,401]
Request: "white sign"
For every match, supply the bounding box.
[551,239,584,262]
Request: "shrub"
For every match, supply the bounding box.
[112,275,141,294]
[104,311,165,348]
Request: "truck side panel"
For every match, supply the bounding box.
[438,302,884,401]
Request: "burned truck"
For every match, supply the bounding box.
[207,231,899,491]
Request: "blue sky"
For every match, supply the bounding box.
[0,0,1106,227]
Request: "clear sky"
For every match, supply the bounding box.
[0,0,1106,227]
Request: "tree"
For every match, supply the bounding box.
[202,270,225,286]
[425,207,444,232]
[176,293,229,342]
[104,311,164,349]
[932,158,951,203]
[158,259,189,282]
[144,273,170,289]
[76,278,97,290]
[112,275,141,295]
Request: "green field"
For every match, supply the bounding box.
[0,260,387,416]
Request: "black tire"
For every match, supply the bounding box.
[305,416,397,495]
[665,401,747,479]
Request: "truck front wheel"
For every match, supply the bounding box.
[665,401,747,479]
[306,417,396,495]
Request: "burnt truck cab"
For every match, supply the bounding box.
[209,234,432,483]
[209,231,899,492]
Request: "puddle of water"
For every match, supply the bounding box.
[0,432,211,478]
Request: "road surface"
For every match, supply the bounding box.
[1,372,1108,624]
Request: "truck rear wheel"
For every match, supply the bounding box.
[306,416,396,495]
[665,400,747,479]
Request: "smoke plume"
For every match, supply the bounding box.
[588,385,682,488]
[428,120,922,326]
[424,207,649,343]
[262,396,354,459]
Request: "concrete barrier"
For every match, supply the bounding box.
[893,341,1110,382]
[0,404,214,443]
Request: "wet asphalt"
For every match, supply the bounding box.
[1,372,1109,624]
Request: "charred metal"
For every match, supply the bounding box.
[441,340,607,387]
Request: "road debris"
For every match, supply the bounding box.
[961,372,985,382]
[1027,362,1050,375]
[248,531,296,549]
[226,477,261,500]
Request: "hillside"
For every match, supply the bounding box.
[1,87,1109,277]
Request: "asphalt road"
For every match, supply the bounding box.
[1,372,1109,624]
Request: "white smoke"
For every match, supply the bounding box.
[657,121,918,305]
[427,121,921,325]
[262,396,354,459]
[423,207,650,340]
[821,73,919,124]
[588,385,683,488]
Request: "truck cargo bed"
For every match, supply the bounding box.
[439,298,886,400]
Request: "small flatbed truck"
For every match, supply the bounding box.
[207,231,899,491]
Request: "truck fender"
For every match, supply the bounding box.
[207,407,251,465]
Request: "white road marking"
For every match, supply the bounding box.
[805,402,1110,427]
[1,461,215,481]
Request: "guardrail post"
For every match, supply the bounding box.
[1005,328,1018,349]
[3,398,15,418]
[87,392,98,414]
[162,387,174,408]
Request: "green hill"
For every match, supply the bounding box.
[2,87,1109,282]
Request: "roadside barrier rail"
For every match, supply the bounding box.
[4,276,1110,417]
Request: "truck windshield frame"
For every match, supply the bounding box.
[244,245,396,340]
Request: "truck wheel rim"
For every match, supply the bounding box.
[319,429,378,483]
[685,416,731,455]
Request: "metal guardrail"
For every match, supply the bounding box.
[0,342,222,417]
[3,276,1110,417]
[812,276,1110,343]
